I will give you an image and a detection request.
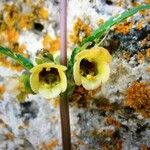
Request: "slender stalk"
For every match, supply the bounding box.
[60,0,71,150]
[60,0,67,66]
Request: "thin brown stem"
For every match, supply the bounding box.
[60,0,71,150]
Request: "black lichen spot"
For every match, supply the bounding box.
[20,101,39,120]
[34,22,44,31]
[121,124,129,132]
[136,123,149,134]
[131,28,148,41]
[124,106,135,114]
[137,76,142,82]
[146,24,150,32]
[52,0,59,5]
[92,6,100,13]
[105,0,113,5]
[113,129,121,139]
[112,23,150,54]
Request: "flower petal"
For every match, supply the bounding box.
[58,69,67,92]
[97,61,110,83]
[30,71,40,92]
[54,64,67,71]
[73,46,111,90]
[75,46,112,63]
[30,63,67,99]
[73,61,82,85]
[93,46,112,63]
[81,76,101,90]
[39,84,61,99]
[81,62,110,90]
[30,63,67,73]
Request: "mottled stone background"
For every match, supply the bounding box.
[0,0,150,149]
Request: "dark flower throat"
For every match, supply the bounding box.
[39,67,60,84]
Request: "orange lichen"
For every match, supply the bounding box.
[3,4,20,27]
[140,144,149,150]
[145,0,150,4]
[102,140,123,150]
[69,18,92,45]
[125,81,150,118]
[12,43,27,55]
[34,7,48,20]
[146,66,150,74]
[0,85,5,94]
[0,85,5,99]
[146,48,150,58]
[40,139,59,150]
[140,34,150,50]
[5,28,19,43]
[140,9,150,16]
[137,21,143,30]
[141,39,148,47]
[0,55,23,71]
[122,51,131,61]
[137,51,145,63]
[43,34,60,53]
[132,2,140,7]
[105,117,121,129]
[99,129,123,150]
[18,13,35,30]
[53,98,60,108]
[4,133,14,141]
[114,21,134,35]
[116,0,123,7]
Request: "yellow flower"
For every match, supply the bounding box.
[30,63,67,99]
[73,46,112,90]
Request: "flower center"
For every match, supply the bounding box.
[80,59,97,77]
[39,67,60,85]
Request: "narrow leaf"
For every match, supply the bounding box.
[0,46,34,70]
[16,54,34,70]
[81,4,150,46]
